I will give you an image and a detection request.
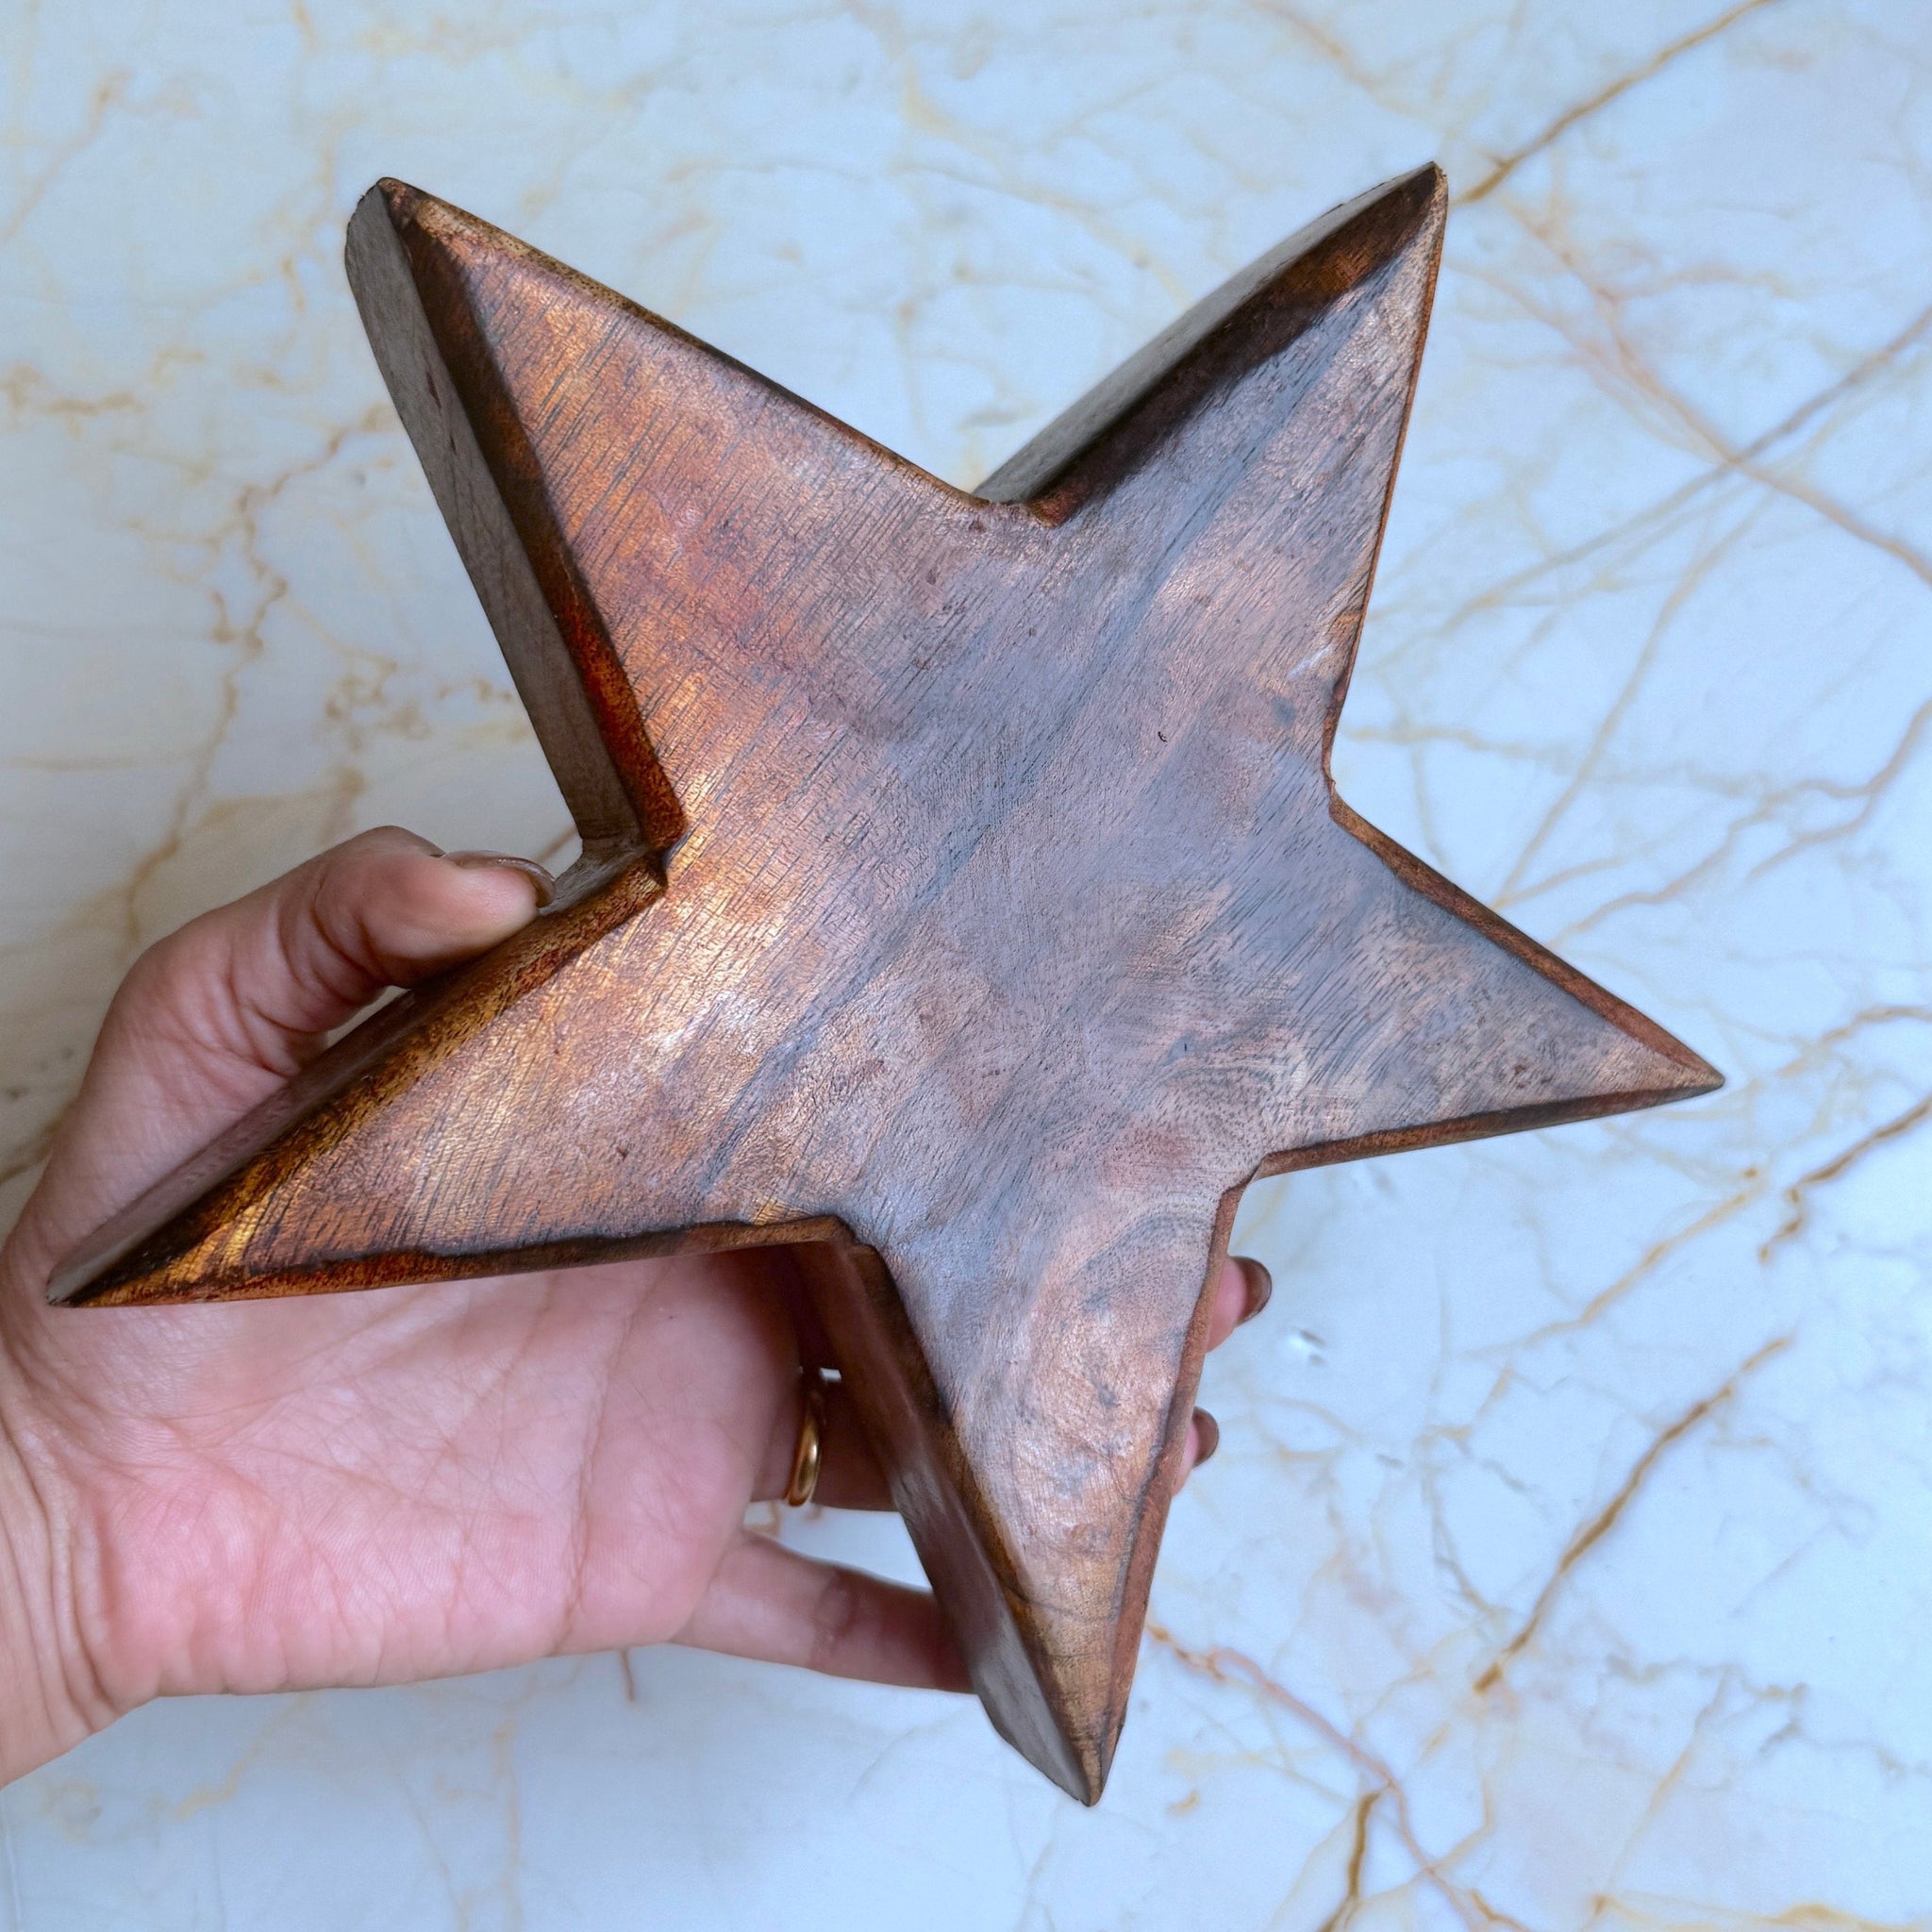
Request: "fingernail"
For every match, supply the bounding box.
[1191,1408,1220,1467]
[1234,1256,1273,1325]
[444,851,556,908]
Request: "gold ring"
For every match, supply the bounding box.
[785,1368,827,1507]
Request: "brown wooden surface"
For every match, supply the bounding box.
[51,166,1719,1802]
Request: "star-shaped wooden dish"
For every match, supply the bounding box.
[54,165,1717,1801]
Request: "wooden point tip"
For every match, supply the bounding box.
[358,176,408,222]
[1577,1014,1726,1121]
[1600,998,1723,1105]
[1251,162,1446,329]
[355,178,453,246]
[1400,158,1449,201]
[1663,1042,1725,1098]
[42,1265,86,1308]
[1347,160,1448,263]
[45,1232,183,1308]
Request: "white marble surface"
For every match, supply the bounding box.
[3,0,1929,1924]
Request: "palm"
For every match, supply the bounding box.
[8,1253,790,1699]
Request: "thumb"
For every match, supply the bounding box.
[7,827,552,1283]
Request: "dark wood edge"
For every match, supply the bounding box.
[1095,1190,1241,1789]
[67,1212,851,1309]
[1250,1082,1718,1184]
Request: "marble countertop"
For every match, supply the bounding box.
[3,1,1928,1924]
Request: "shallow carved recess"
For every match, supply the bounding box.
[51,166,1718,1802]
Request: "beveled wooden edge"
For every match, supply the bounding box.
[799,1231,1241,1805]
[1324,796,1723,1101]
[795,1241,1099,1800]
[369,177,1043,534]
[1092,1193,1240,1798]
[348,185,669,857]
[979,163,1445,522]
[65,1215,854,1309]
[49,854,664,1307]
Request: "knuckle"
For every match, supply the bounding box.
[338,824,435,859]
[112,919,227,1035]
[808,1569,870,1674]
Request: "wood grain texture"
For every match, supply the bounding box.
[51,166,1720,1801]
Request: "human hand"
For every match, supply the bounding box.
[0,828,1270,1782]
